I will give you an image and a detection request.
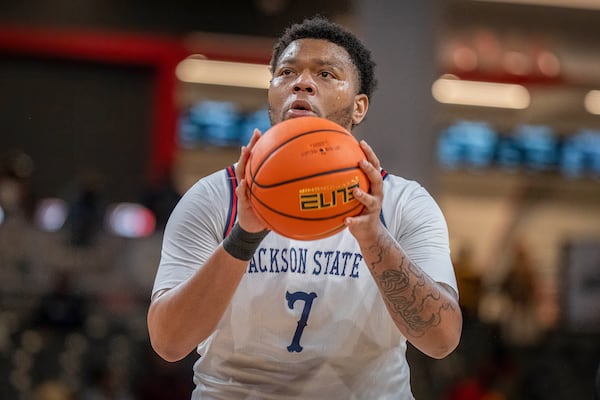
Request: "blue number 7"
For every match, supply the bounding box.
[285,291,318,352]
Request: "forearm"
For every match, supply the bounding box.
[360,225,462,359]
[147,244,248,362]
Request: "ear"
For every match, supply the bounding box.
[352,94,369,125]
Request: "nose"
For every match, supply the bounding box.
[293,71,316,94]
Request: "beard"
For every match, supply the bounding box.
[322,103,355,131]
[268,103,356,131]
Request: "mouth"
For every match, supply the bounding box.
[286,100,317,118]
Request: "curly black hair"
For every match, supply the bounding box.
[271,16,378,101]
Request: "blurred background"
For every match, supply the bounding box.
[1,0,599,399]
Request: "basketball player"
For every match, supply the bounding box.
[148,16,462,399]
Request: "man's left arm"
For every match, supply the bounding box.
[360,226,462,359]
[345,141,462,359]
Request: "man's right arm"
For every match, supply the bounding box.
[147,129,267,362]
[147,243,249,362]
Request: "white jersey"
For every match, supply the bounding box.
[152,165,458,400]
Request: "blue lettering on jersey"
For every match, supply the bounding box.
[280,248,289,272]
[350,253,362,278]
[321,251,334,274]
[312,251,323,275]
[286,291,317,352]
[248,246,362,279]
[258,248,268,272]
[269,248,280,273]
[312,250,361,277]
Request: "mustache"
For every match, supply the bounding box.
[268,104,354,127]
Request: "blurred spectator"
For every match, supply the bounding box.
[445,376,506,400]
[134,349,193,400]
[81,363,133,400]
[444,334,517,400]
[497,240,544,348]
[32,271,87,332]
[478,239,545,348]
[453,244,482,321]
[32,380,73,400]
[0,173,26,219]
[141,169,181,229]
[595,362,600,400]
[64,170,105,247]
[0,151,38,296]
[0,150,35,218]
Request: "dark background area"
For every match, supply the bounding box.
[0,0,352,36]
[0,56,153,201]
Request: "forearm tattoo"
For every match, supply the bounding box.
[366,233,454,338]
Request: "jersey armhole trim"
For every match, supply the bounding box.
[223,165,238,239]
[379,168,389,228]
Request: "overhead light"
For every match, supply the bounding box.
[472,0,600,11]
[432,77,531,109]
[584,90,600,115]
[176,58,271,89]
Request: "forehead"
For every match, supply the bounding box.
[276,38,355,69]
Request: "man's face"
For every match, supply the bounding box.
[268,38,368,131]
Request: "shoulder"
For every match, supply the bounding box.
[381,172,446,233]
[382,172,431,204]
[165,167,233,230]
[182,167,233,204]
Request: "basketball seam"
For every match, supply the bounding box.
[251,166,363,189]
[249,128,352,184]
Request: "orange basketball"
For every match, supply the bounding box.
[245,116,369,241]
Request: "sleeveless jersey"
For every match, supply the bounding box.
[152,165,458,400]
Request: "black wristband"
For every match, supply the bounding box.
[223,223,269,261]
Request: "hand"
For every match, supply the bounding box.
[235,129,269,233]
[344,140,385,243]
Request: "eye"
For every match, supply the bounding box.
[279,68,294,76]
[318,69,338,79]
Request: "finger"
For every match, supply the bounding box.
[237,146,250,181]
[237,129,262,181]
[359,158,383,197]
[236,178,249,203]
[247,129,262,151]
[352,185,379,212]
[360,140,381,170]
